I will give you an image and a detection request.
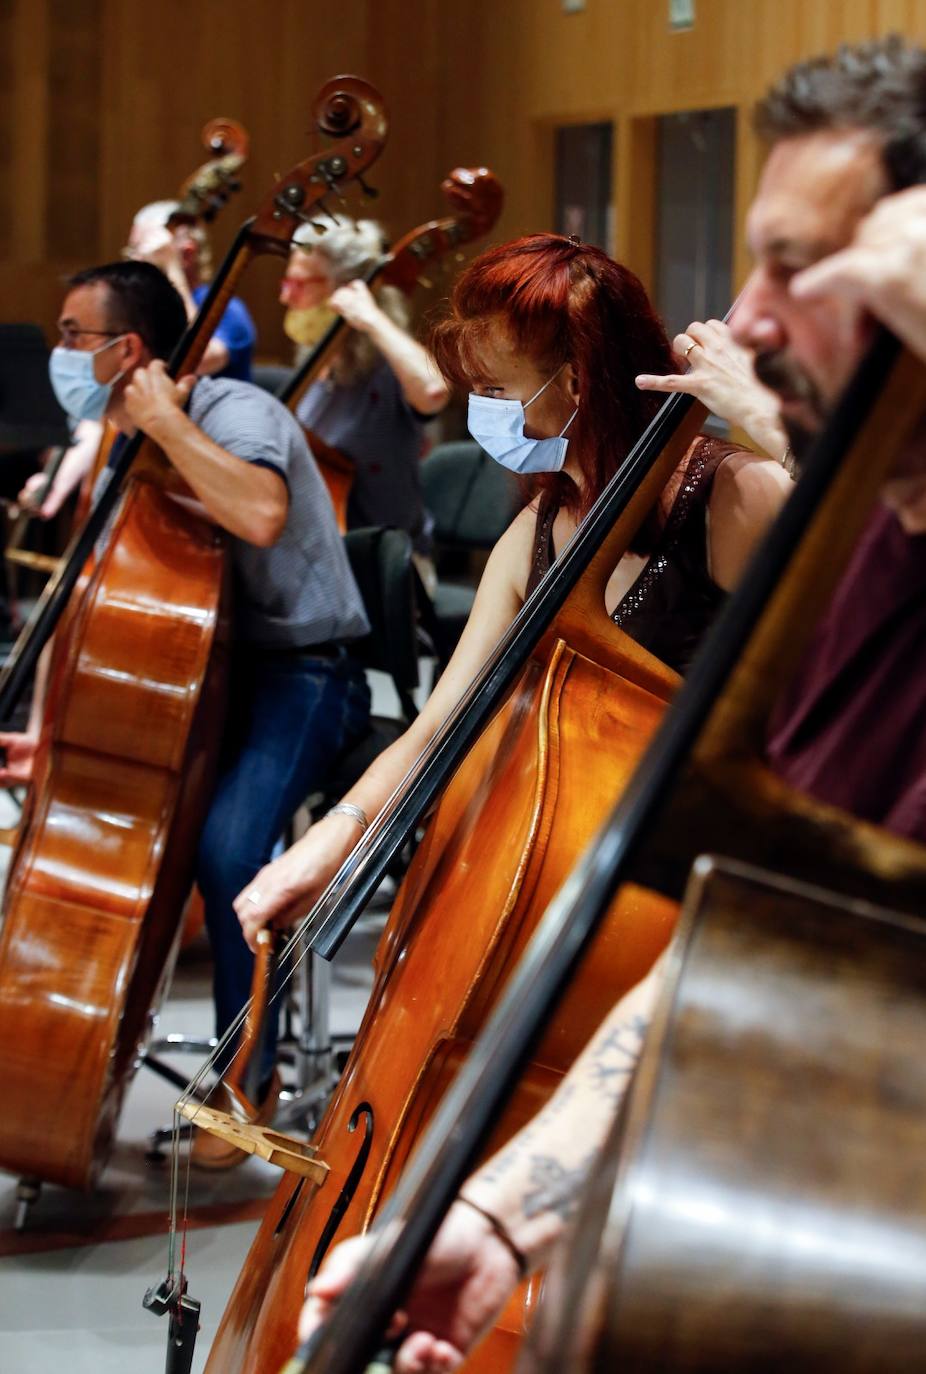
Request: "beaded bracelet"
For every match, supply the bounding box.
[456,1196,529,1280]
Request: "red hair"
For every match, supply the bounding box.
[430,234,676,520]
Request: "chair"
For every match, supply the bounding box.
[420,441,521,656]
[250,361,295,396]
[322,524,421,792]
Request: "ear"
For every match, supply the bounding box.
[564,360,581,405]
[178,238,198,274]
[115,331,148,376]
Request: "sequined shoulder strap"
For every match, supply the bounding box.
[524,491,560,599]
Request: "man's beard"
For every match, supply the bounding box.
[753,349,828,466]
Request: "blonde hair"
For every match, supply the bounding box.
[291,217,409,382]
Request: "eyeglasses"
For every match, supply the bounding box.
[56,327,123,349]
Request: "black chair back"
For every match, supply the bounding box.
[420,441,520,550]
[344,526,420,721]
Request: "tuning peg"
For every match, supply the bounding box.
[317,196,342,225]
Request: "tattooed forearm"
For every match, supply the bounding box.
[521,1151,596,1223]
[587,1012,648,1102]
[479,1082,578,1184]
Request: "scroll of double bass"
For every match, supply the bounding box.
[283,333,926,1373]
[171,115,249,227]
[0,77,388,1197]
[279,166,504,529]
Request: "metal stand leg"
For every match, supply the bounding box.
[14,1176,40,1231]
[274,939,343,1135]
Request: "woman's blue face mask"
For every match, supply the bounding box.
[467,367,578,475]
[48,335,128,422]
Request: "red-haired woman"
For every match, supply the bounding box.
[236,234,791,941]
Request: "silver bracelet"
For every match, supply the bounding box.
[326,802,369,833]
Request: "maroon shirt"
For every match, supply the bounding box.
[766,501,926,842]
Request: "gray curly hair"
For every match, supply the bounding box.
[292,216,386,283]
[755,35,926,191]
[291,216,410,381]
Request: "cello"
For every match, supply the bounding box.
[0,77,388,1204]
[280,334,926,1373]
[202,360,712,1370]
[279,166,504,530]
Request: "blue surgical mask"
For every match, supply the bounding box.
[48,336,128,422]
[467,368,578,475]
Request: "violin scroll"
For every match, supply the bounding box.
[251,76,388,255]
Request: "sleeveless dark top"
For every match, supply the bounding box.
[525,437,738,675]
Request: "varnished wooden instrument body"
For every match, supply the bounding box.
[304,430,355,533]
[527,857,926,1372]
[0,474,228,1189]
[206,417,707,1373]
[0,77,388,1194]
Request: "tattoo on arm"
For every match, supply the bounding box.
[521,1151,596,1223]
[588,1012,647,1103]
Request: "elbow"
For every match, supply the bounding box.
[248,499,288,548]
[417,379,451,415]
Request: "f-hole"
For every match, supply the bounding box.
[307,1102,375,1281]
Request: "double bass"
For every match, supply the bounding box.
[281,336,926,1372]
[0,78,388,1206]
[202,373,710,1369]
[279,166,504,530]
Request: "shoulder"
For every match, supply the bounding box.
[706,448,794,591]
[218,294,256,340]
[192,287,255,343]
[709,448,793,518]
[484,499,543,602]
[189,378,307,452]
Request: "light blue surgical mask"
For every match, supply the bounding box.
[467,367,578,475]
[48,335,128,422]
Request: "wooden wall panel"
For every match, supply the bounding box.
[5,0,926,357]
[47,0,102,261]
[431,0,926,300]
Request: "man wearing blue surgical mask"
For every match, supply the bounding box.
[1,260,371,1158]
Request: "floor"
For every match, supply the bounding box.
[0,666,421,1372]
[0,914,381,1373]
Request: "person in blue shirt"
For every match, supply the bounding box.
[126,199,256,381]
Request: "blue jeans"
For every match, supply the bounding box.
[196,647,370,1082]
